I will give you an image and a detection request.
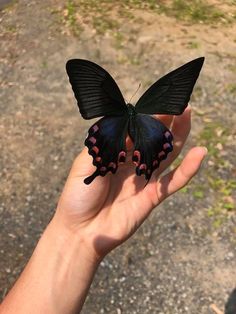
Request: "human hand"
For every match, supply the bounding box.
[0,107,207,314]
[54,106,207,261]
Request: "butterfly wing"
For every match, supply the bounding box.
[129,114,173,181]
[84,115,129,184]
[66,59,127,119]
[135,57,204,115]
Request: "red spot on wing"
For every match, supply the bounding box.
[92,125,99,133]
[139,163,147,170]
[164,131,171,139]
[153,160,158,167]
[88,137,96,144]
[95,156,102,163]
[158,151,165,158]
[91,146,99,155]
[118,151,126,163]
[108,162,117,169]
[163,143,171,150]
[132,150,141,166]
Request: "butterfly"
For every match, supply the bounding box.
[66,57,204,185]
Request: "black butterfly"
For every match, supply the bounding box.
[66,57,204,185]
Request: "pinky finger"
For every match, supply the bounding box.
[156,146,208,203]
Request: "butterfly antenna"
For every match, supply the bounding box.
[129,83,141,104]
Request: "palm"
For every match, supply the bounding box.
[56,107,206,258]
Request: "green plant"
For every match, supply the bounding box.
[64,1,82,36]
[92,16,118,35]
[159,0,226,24]
[197,120,235,228]
[61,0,235,40]
[228,83,236,94]
[187,41,200,49]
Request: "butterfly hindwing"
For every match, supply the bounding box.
[135,57,204,115]
[84,115,129,184]
[128,114,173,181]
[66,59,127,119]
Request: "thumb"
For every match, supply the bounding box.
[69,148,95,178]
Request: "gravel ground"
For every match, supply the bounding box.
[0,1,236,313]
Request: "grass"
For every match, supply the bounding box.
[187,41,200,49]
[197,121,235,227]
[119,0,231,25]
[41,61,48,69]
[170,118,235,229]
[227,64,236,73]
[193,190,204,199]
[61,0,235,39]
[123,0,232,24]
[198,122,230,163]
[92,16,118,35]
[5,25,17,33]
[159,0,226,24]
[173,125,235,228]
[62,0,121,38]
[1,0,17,11]
[63,1,83,36]
[227,83,236,95]
[113,32,125,49]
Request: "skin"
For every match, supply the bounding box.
[0,106,207,314]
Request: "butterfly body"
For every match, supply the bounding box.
[66,57,204,184]
[127,103,136,116]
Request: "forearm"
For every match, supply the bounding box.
[0,216,100,314]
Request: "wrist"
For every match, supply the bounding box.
[41,216,100,313]
[49,214,100,261]
[51,211,103,264]
[1,215,101,314]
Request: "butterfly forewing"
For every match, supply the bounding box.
[135,57,204,115]
[66,59,127,119]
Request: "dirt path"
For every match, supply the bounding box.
[0,1,236,313]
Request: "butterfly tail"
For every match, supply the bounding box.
[84,170,100,185]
